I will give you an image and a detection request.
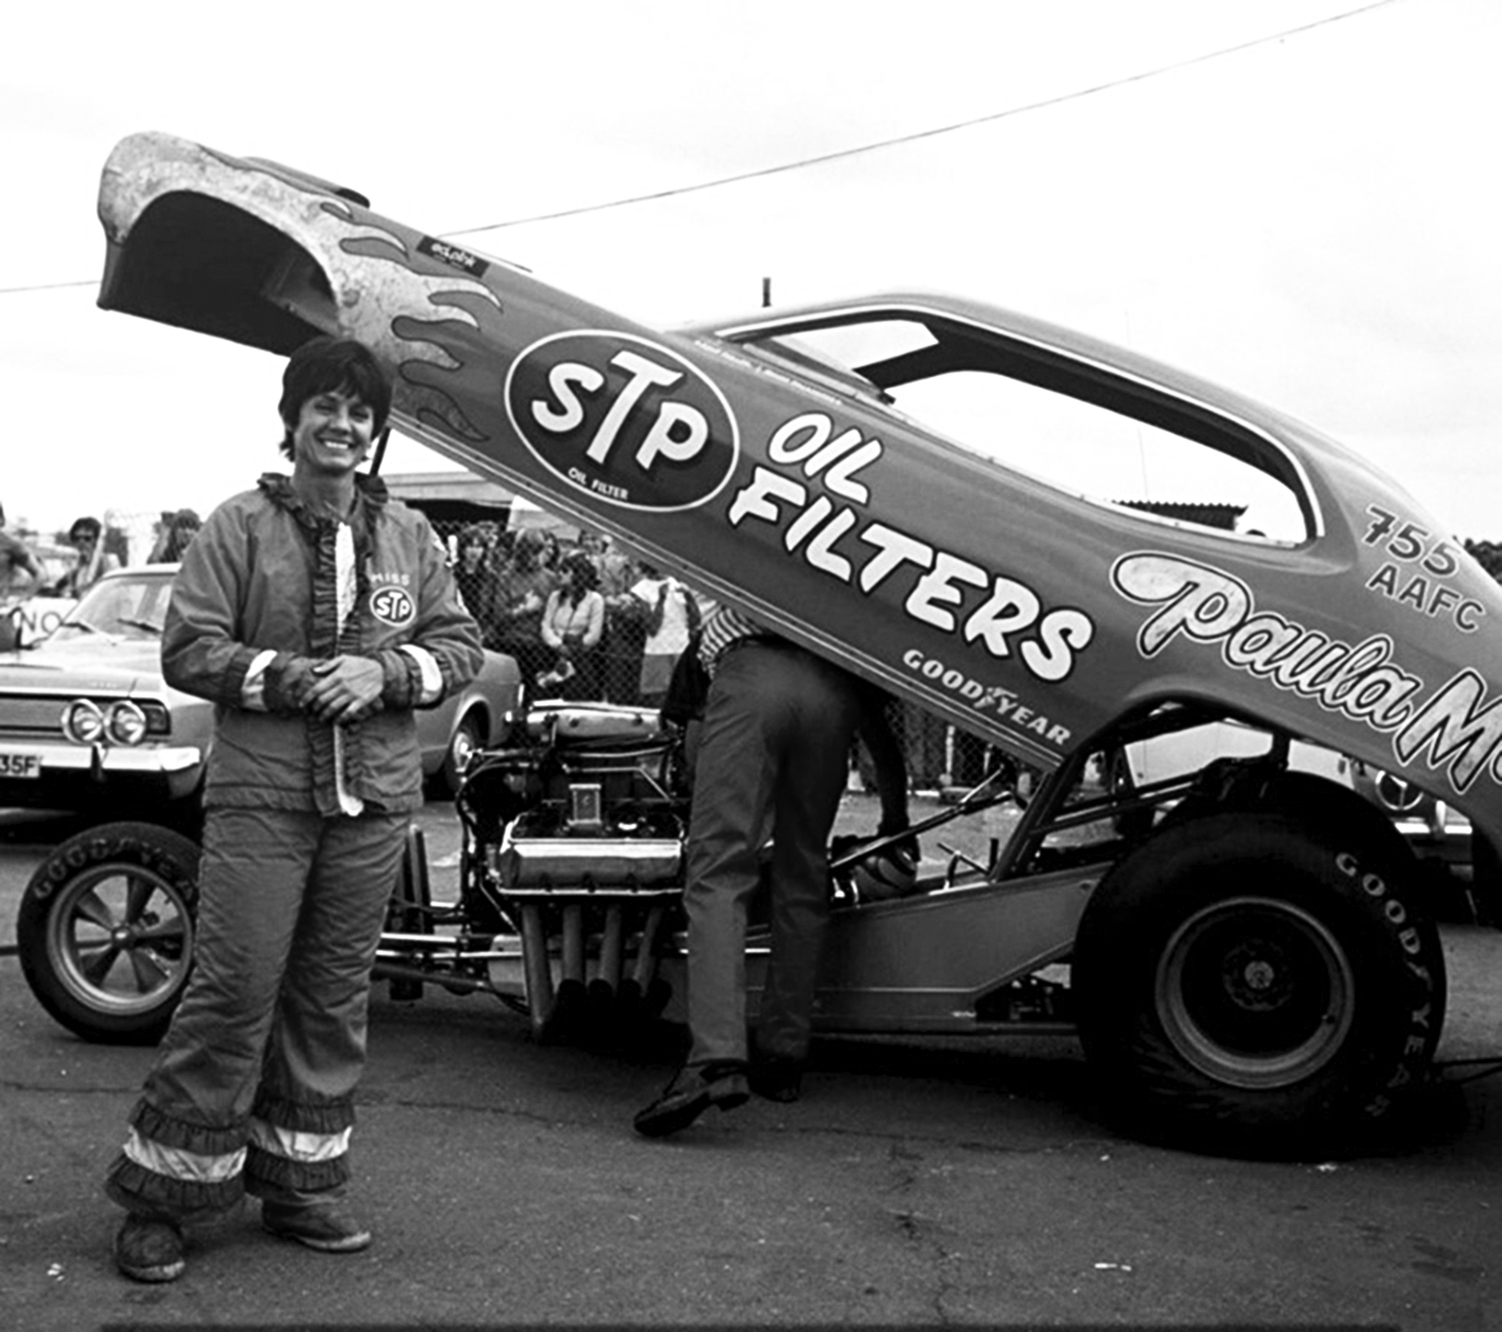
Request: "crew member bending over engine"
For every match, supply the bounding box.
[634,605,908,1135]
[103,337,483,1282]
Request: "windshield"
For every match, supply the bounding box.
[52,574,171,640]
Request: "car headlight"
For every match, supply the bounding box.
[107,700,149,746]
[60,698,160,746]
[61,699,106,744]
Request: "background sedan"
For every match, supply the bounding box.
[0,565,520,830]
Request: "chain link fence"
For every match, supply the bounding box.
[422,515,1012,799]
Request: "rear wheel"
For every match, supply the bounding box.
[17,821,200,1044]
[1073,811,1445,1157]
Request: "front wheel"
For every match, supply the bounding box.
[441,710,485,798]
[17,821,201,1044]
[1073,811,1445,1157]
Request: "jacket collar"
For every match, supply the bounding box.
[258,471,390,532]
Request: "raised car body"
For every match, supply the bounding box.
[93,131,1502,852]
[60,131,1496,1154]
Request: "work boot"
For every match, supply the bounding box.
[261,1202,372,1253]
[633,1061,749,1138]
[114,1214,186,1283]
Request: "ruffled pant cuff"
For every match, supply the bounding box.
[104,1153,244,1221]
[244,1143,350,1196]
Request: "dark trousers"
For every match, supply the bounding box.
[683,643,862,1066]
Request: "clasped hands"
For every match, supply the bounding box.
[282,654,385,725]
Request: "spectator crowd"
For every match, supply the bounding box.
[438,521,712,709]
[435,518,1002,795]
[1,504,203,602]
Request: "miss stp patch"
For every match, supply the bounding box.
[370,585,417,627]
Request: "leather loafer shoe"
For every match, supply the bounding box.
[262,1203,372,1253]
[749,1058,803,1103]
[114,1214,186,1283]
[634,1062,749,1138]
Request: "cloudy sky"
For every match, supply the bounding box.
[1,0,1496,544]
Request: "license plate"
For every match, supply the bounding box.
[0,752,42,779]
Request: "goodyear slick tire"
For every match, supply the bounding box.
[17,821,201,1045]
[1168,769,1418,878]
[1073,810,1445,1159]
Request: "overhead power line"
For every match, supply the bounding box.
[0,278,98,296]
[444,0,1401,237]
[0,0,1401,296]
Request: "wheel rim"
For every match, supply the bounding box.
[44,861,194,1019]
[1155,895,1355,1090]
[1374,770,1425,813]
[450,720,480,777]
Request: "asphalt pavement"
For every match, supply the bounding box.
[2,801,1500,1330]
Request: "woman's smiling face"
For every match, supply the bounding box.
[289,389,376,477]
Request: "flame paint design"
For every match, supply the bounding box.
[315,201,502,444]
[192,147,500,445]
[106,136,525,463]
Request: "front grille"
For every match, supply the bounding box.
[0,696,71,737]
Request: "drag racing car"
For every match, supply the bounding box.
[19,130,1502,1158]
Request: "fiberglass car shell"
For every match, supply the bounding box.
[91,131,1502,858]
[69,132,1502,1152]
[0,564,523,820]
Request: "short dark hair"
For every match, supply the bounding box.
[69,516,102,543]
[561,550,599,590]
[277,336,393,459]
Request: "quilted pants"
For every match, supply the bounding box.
[104,806,408,1220]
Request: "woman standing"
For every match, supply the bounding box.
[596,538,646,705]
[539,551,605,699]
[149,509,203,564]
[451,524,501,644]
[492,529,558,692]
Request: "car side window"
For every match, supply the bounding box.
[739,314,1314,545]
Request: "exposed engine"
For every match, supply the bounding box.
[453,703,694,1040]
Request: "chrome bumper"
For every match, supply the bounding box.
[2,739,204,774]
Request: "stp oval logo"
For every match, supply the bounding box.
[370,586,416,627]
[504,330,739,511]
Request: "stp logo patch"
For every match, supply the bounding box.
[505,331,739,511]
[370,585,416,627]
